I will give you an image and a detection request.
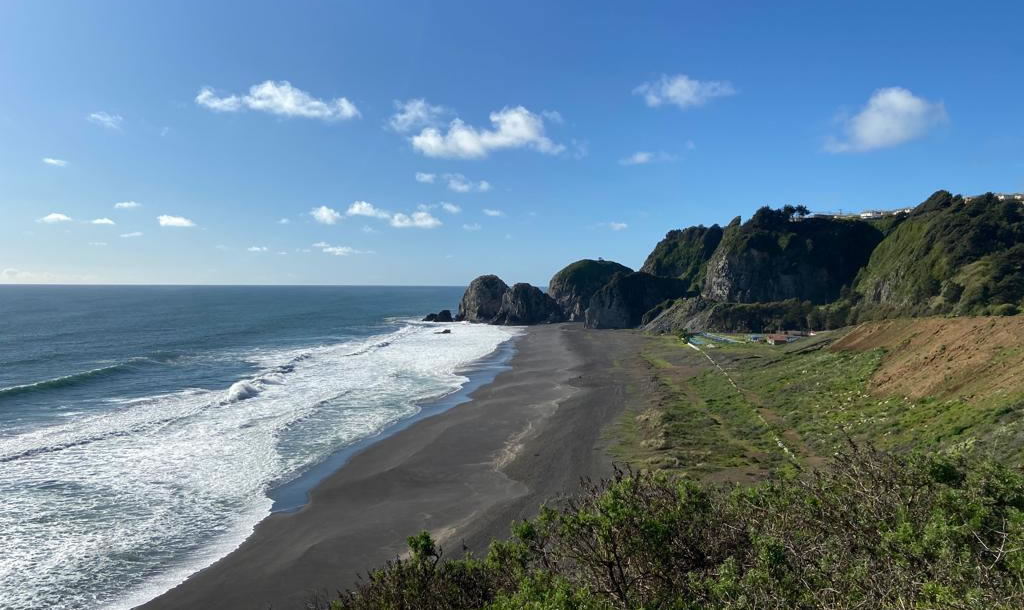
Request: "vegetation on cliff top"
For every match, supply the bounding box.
[639,225,722,291]
[701,206,884,304]
[548,259,633,321]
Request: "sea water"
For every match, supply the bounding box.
[0,285,519,610]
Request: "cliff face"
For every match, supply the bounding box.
[701,210,883,305]
[642,297,815,334]
[548,259,632,321]
[457,275,565,325]
[493,283,565,325]
[584,272,689,329]
[640,224,723,290]
[456,275,509,322]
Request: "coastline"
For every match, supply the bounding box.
[135,323,642,610]
[268,331,521,513]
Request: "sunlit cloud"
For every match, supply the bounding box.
[157,215,196,227]
[42,158,68,167]
[196,80,359,121]
[389,99,447,132]
[39,213,72,223]
[633,74,736,109]
[410,106,564,159]
[310,205,343,225]
[825,87,947,153]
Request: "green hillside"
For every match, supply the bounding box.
[848,190,1024,320]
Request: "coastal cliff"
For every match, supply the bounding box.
[584,272,689,329]
[456,275,564,325]
[548,259,632,321]
[450,190,1024,333]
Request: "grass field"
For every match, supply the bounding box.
[610,317,1024,481]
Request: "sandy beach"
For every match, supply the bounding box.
[137,324,644,610]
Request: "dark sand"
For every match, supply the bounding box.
[137,324,645,610]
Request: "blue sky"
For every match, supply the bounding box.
[2,1,1022,286]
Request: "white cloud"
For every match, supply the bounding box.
[462,223,482,231]
[825,87,948,153]
[88,241,108,246]
[313,242,370,256]
[114,201,141,209]
[441,202,461,214]
[196,81,359,121]
[310,205,343,225]
[87,111,123,129]
[390,211,441,228]
[120,231,143,238]
[247,246,268,252]
[90,218,116,225]
[278,218,290,224]
[346,201,391,219]
[482,208,504,217]
[443,173,490,193]
[361,225,377,233]
[39,212,72,223]
[619,151,676,165]
[390,98,447,132]
[195,88,242,112]
[157,214,196,227]
[605,222,628,231]
[410,106,564,159]
[633,74,736,109]
[415,172,436,183]
[42,158,67,167]
[621,151,653,165]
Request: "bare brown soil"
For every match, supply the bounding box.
[832,316,1024,400]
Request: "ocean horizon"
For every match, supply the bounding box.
[0,285,520,610]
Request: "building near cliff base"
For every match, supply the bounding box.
[766,334,790,345]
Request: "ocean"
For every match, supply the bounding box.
[0,285,520,610]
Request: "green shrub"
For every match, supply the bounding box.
[317,444,1024,609]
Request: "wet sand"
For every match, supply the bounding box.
[137,324,643,610]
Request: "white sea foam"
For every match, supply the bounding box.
[0,321,519,610]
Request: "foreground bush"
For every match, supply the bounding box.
[315,444,1024,609]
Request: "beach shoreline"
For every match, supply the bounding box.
[135,323,643,610]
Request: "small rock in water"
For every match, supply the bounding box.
[422,309,454,322]
[435,329,452,334]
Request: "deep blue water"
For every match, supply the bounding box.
[0,286,518,610]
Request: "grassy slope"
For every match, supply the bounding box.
[611,316,1024,482]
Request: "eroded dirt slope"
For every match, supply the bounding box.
[832,316,1024,400]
